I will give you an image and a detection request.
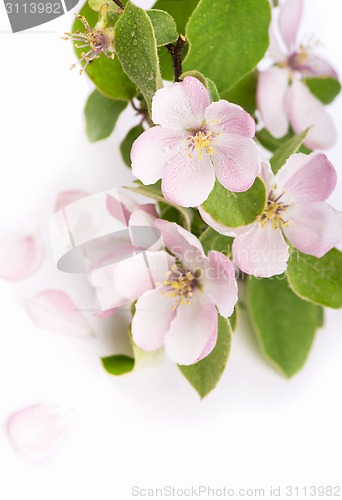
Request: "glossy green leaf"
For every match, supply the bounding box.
[120,124,144,166]
[199,227,233,257]
[152,0,199,33]
[179,315,232,398]
[115,1,162,114]
[125,181,192,231]
[304,77,341,105]
[183,0,271,93]
[85,90,127,142]
[101,354,134,375]
[221,71,257,115]
[202,178,266,228]
[247,275,323,377]
[147,9,178,46]
[257,128,311,154]
[72,3,136,100]
[270,129,308,173]
[287,248,342,309]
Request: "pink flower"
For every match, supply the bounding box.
[200,153,342,278]
[131,76,261,208]
[257,0,338,149]
[114,220,237,365]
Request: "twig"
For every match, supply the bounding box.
[165,34,187,82]
[112,0,125,11]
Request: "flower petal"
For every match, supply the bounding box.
[283,202,342,258]
[0,231,44,281]
[152,76,210,131]
[27,290,94,337]
[7,404,72,459]
[164,291,218,365]
[279,0,303,50]
[202,251,238,317]
[54,190,89,212]
[293,53,338,78]
[161,150,215,207]
[233,223,290,277]
[132,287,176,351]
[106,193,134,225]
[205,100,255,138]
[276,152,337,204]
[198,206,253,237]
[129,204,158,228]
[212,133,261,192]
[131,126,184,185]
[154,219,206,272]
[257,66,290,138]
[287,79,337,150]
[268,17,287,62]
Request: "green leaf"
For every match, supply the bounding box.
[72,3,136,101]
[199,227,233,257]
[257,128,311,154]
[179,315,232,398]
[152,0,199,33]
[221,71,257,115]
[85,90,127,142]
[183,0,271,93]
[270,129,308,173]
[125,181,192,231]
[120,124,144,166]
[88,0,121,14]
[101,354,135,375]
[115,1,162,114]
[202,178,266,228]
[286,248,342,309]
[229,307,238,331]
[304,77,341,105]
[147,9,178,46]
[247,275,323,377]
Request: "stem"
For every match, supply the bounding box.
[165,34,187,82]
[112,0,125,11]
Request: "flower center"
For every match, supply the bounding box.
[163,264,198,308]
[257,190,289,229]
[186,126,216,160]
[63,8,115,74]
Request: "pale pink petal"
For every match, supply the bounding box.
[93,308,117,318]
[152,76,210,131]
[131,126,184,185]
[233,223,289,277]
[205,100,255,138]
[279,0,303,50]
[257,66,290,138]
[198,206,253,237]
[106,193,132,225]
[0,231,44,281]
[287,79,337,150]
[7,404,72,459]
[283,202,342,258]
[132,287,176,351]
[27,290,94,337]
[276,152,337,203]
[196,326,218,362]
[164,291,218,365]
[161,150,215,207]
[129,204,158,228]
[202,251,238,317]
[212,133,261,192]
[54,190,89,212]
[291,53,338,78]
[260,159,275,193]
[269,17,287,62]
[111,250,174,301]
[154,219,206,272]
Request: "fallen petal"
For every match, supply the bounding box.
[7,404,73,459]
[27,290,94,337]
[54,190,89,212]
[0,230,44,281]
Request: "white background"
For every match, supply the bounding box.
[1,1,342,499]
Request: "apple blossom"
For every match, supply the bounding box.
[257,0,338,149]
[131,76,261,208]
[200,152,342,278]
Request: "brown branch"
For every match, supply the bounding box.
[112,0,125,11]
[165,34,187,82]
